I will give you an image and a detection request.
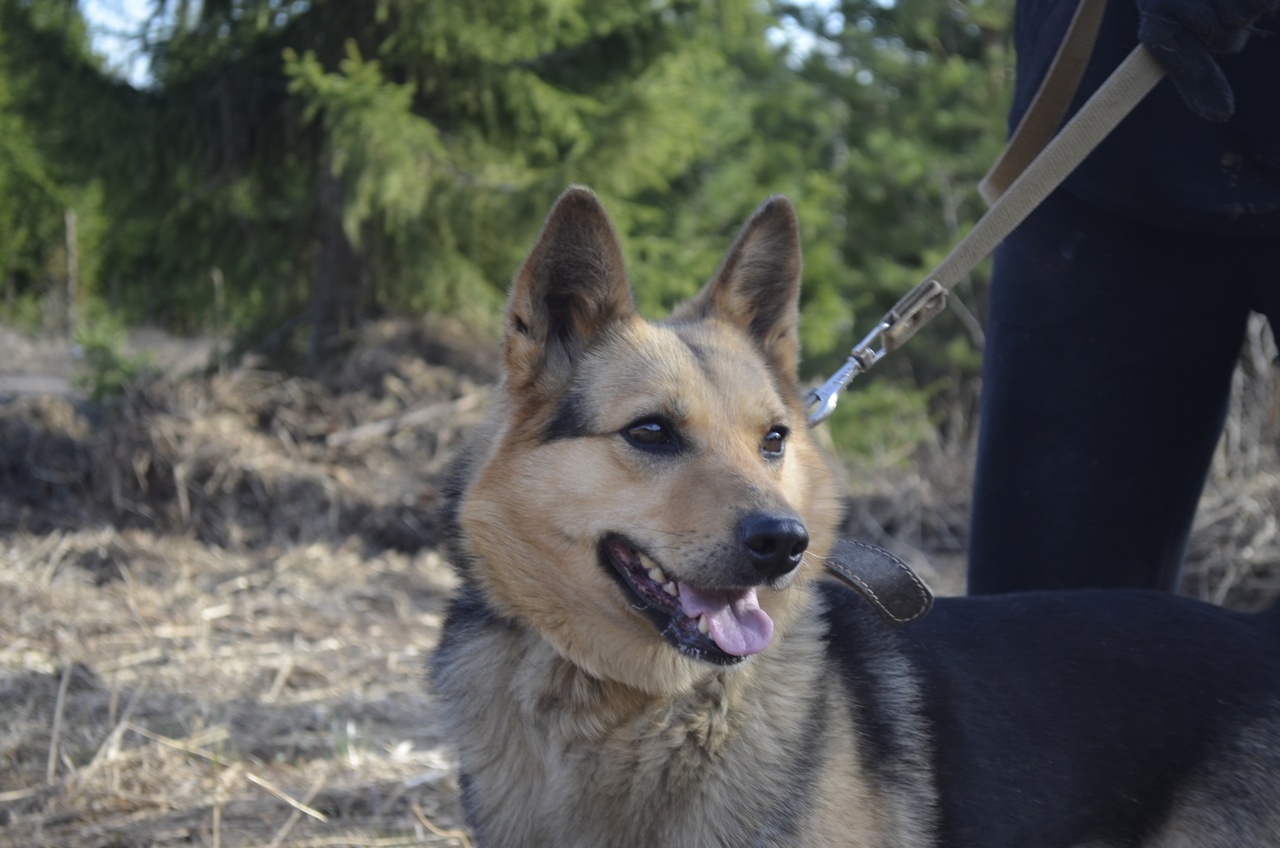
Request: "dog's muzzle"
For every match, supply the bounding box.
[600,535,783,665]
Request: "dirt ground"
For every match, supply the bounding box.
[2,318,1279,847]
[1,321,493,847]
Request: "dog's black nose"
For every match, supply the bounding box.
[740,512,809,579]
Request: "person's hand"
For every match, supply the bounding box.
[1137,0,1279,121]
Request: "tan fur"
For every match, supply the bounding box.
[1146,715,1280,847]
[458,320,838,694]
[431,187,934,846]
[438,602,925,847]
[456,189,840,698]
[434,187,1280,848]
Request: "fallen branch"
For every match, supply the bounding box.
[46,663,73,784]
[413,802,473,848]
[326,393,484,448]
[266,770,329,848]
[246,770,329,823]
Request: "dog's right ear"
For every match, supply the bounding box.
[503,186,636,395]
[667,196,802,379]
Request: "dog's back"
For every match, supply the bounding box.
[821,585,1280,846]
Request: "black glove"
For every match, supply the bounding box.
[1137,0,1279,121]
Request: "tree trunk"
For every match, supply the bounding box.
[4,263,14,326]
[309,160,357,370]
[64,209,77,338]
[212,267,227,375]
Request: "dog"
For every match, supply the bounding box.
[431,186,1280,847]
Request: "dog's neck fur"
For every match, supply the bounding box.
[433,584,936,848]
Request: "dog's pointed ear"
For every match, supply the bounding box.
[504,186,636,394]
[672,196,802,377]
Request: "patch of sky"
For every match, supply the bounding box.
[766,0,843,67]
[81,0,308,88]
[766,0,892,84]
[81,0,155,87]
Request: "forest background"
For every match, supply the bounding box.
[0,0,1012,453]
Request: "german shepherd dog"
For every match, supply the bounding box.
[431,186,1280,847]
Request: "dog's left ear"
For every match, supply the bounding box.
[504,186,636,395]
[672,196,802,377]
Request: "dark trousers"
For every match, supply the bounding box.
[968,189,1280,594]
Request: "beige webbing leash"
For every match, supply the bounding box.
[805,3,1169,427]
[979,0,1111,204]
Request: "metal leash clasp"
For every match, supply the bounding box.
[805,279,949,427]
[805,321,890,427]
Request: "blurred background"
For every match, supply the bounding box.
[1,0,1013,448]
[1,0,1278,845]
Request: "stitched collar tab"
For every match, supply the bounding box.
[823,540,934,625]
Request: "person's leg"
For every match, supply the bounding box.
[968,190,1251,594]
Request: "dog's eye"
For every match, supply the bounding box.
[761,427,788,458]
[623,418,680,453]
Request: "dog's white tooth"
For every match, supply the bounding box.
[697,614,709,635]
[648,566,666,583]
[663,582,678,596]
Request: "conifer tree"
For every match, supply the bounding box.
[1,0,1016,436]
[4,0,838,368]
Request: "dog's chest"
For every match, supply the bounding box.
[437,621,830,847]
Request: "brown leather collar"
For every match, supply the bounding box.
[822,539,934,625]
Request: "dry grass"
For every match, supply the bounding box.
[0,532,467,847]
[1,319,489,847]
[2,314,1279,846]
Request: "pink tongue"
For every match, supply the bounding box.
[678,582,774,656]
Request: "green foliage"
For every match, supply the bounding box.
[74,302,157,402]
[825,378,937,465]
[285,42,446,241]
[0,0,150,344]
[5,290,48,333]
[52,0,805,357]
[0,0,1020,457]
[777,0,1014,402]
[0,5,71,314]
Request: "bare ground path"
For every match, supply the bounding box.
[0,326,217,400]
[0,328,81,398]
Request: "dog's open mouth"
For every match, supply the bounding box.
[600,536,774,665]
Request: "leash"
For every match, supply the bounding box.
[805,4,1168,427]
